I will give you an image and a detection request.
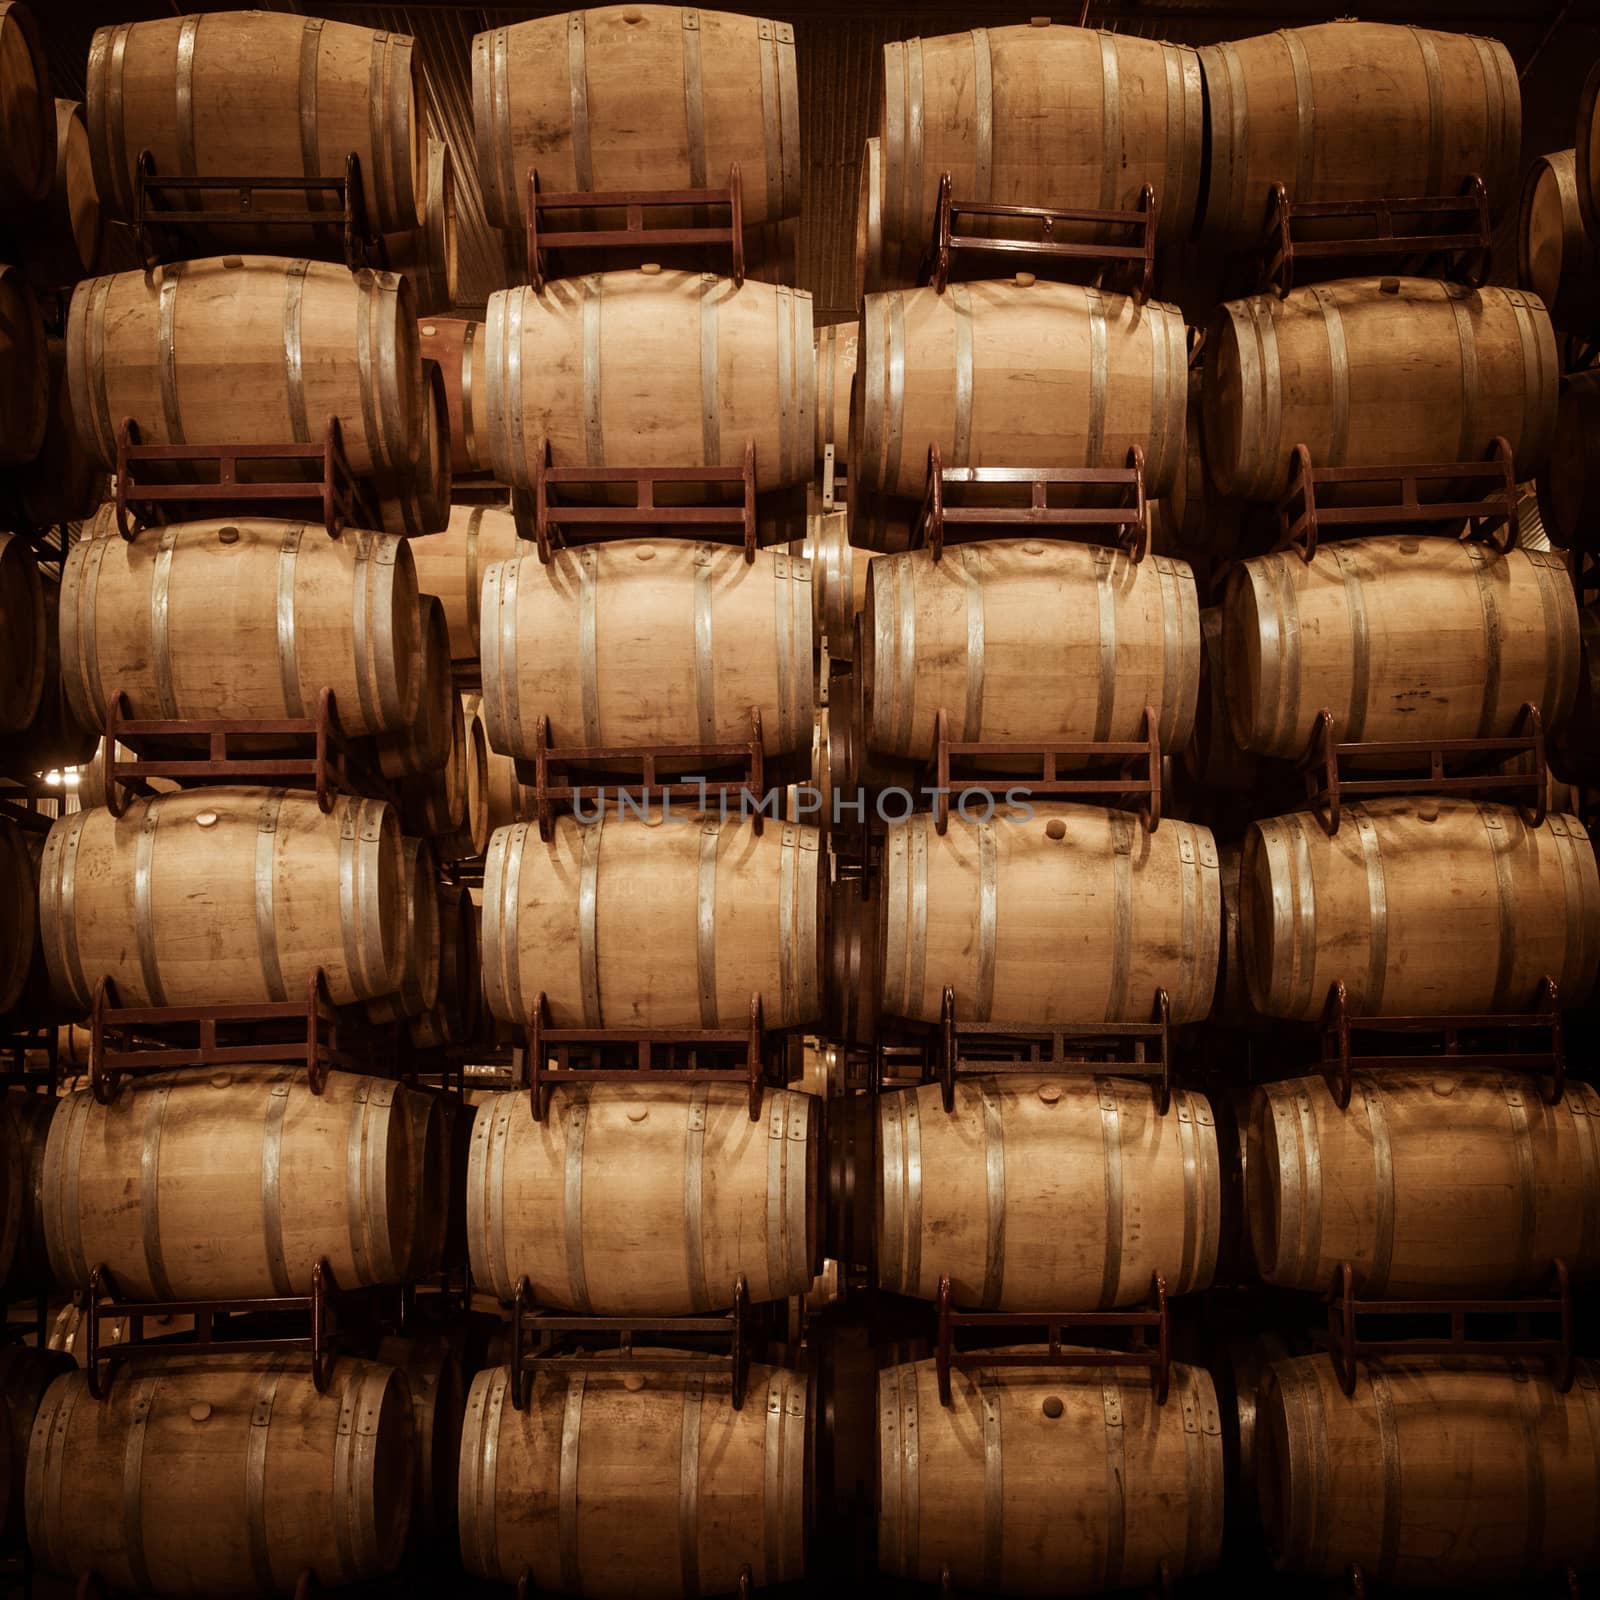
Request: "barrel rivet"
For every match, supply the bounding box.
[1379,277,1400,294]
[1432,1077,1456,1097]
[421,323,437,337]
[196,810,219,828]
[641,262,663,275]
[1015,271,1036,287]
[1045,819,1066,841]
[1037,1083,1062,1105]
[217,526,239,545]
[626,1105,649,1123]
[623,1373,646,1391]
[635,547,656,561]
[1042,1395,1064,1418]
[210,1072,232,1089]
[189,1403,212,1423]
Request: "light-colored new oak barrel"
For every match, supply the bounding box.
[486,269,814,494]
[1535,370,1600,550]
[418,318,488,477]
[1520,149,1599,332]
[60,518,418,738]
[0,532,44,736]
[9,339,107,526]
[1204,278,1557,501]
[483,812,822,1030]
[480,540,813,760]
[42,1068,442,1299]
[1199,23,1519,247]
[879,1356,1223,1594]
[0,2,53,212]
[19,100,100,287]
[471,8,798,234]
[86,13,424,237]
[459,1358,809,1596]
[468,1083,819,1311]
[376,1336,464,1547]
[1257,1353,1600,1588]
[1249,1070,1600,1299]
[0,263,47,466]
[385,138,456,317]
[372,595,452,780]
[0,1345,71,1543]
[879,804,1220,1025]
[878,25,1202,284]
[411,503,519,660]
[366,838,440,1023]
[879,1079,1220,1309]
[67,255,423,479]
[484,745,533,832]
[863,541,1200,761]
[816,323,854,465]
[40,786,405,1010]
[1223,537,1580,758]
[27,1354,414,1596]
[1241,798,1600,1019]
[854,280,1188,503]
[431,700,489,863]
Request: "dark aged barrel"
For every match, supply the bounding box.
[1222,537,1580,758]
[878,24,1203,283]
[1198,22,1519,247]
[86,12,425,237]
[0,263,47,466]
[27,1356,414,1596]
[0,2,54,212]
[1204,278,1557,501]
[1256,1354,1600,1588]
[0,1088,53,1292]
[0,1345,72,1543]
[1241,799,1600,1019]
[878,1080,1220,1308]
[1249,1071,1600,1299]
[1574,59,1600,244]
[472,7,799,233]
[17,100,101,287]
[1536,370,1600,550]
[376,1336,464,1547]
[0,533,44,735]
[879,1357,1223,1593]
[459,1359,809,1595]
[9,339,107,526]
[1520,149,1600,332]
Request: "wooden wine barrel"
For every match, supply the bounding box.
[372,595,452,781]
[480,540,813,760]
[0,533,44,736]
[470,1083,818,1311]
[1205,278,1557,501]
[472,8,799,233]
[824,876,879,1048]
[1250,1070,1600,1298]
[487,269,813,493]
[1520,149,1599,333]
[864,541,1200,761]
[1535,370,1600,550]
[855,135,882,310]
[44,1068,443,1298]
[16,100,100,287]
[1574,60,1600,246]
[0,1087,54,1292]
[483,812,822,1029]
[1223,537,1580,758]
[459,1358,809,1594]
[375,358,451,538]
[880,804,1220,1026]
[1242,798,1600,1019]
[40,787,406,1010]
[28,1354,413,1595]
[801,509,871,661]
[86,13,424,237]
[0,818,38,1019]
[1224,1331,1293,1524]
[0,2,53,213]
[0,263,47,466]
[399,687,467,839]
[411,503,519,661]
[366,838,440,1024]
[1148,374,1246,562]
[1212,845,1269,1030]
[816,323,855,465]
[418,318,488,477]
[434,700,489,863]
[854,280,1189,504]
[0,1345,71,1544]
[9,339,108,526]
[67,256,424,479]
[484,744,534,832]
[410,882,481,1050]
[878,25,1202,285]
[385,138,457,317]
[879,1079,1219,1309]
[376,1337,464,1547]
[879,1356,1223,1593]
[1257,1353,1600,1587]
[1183,610,1276,801]
[1199,23,1519,247]
[60,518,418,738]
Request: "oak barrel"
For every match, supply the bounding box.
[1520,149,1599,332]
[1574,59,1600,245]
[385,137,457,317]
[1249,1070,1600,1298]
[480,540,813,759]
[9,339,107,526]
[0,1088,52,1293]
[1204,278,1557,501]
[855,135,882,309]
[375,356,451,537]
[1535,370,1600,550]
[0,2,53,211]
[61,517,418,737]
[854,280,1188,503]
[1223,536,1580,758]
[86,13,424,237]
[398,686,466,839]
[0,262,46,465]
[459,1358,809,1595]
[17,100,100,287]
[1241,798,1600,1019]
[800,509,871,660]
[418,318,488,477]
[878,1079,1220,1309]
[1198,23,1519,247]
[471,8,799,233]
[27,1355,413,1596]
[879,804,1220,1026]
[486,269,814,494]
[410,503,519,660]
[1256,1353,1600,1587]
[0,824,37,1018]
[67,255,424,479]
[376,1336,464,1547]
[483,812,822,1030]
[824,875,880,1048]
[863,541,1200,761]
[816,323,854,465]
[0,1346,70,1543]
[40,786,406,1010]
[879,1356,1223,1593]
[410,882,482,1051]
[430,700,489,864]
[372,594,452,780]
[0,532,44,735]
[484,744,534,832]
[366,838,440,1023]
[878,25,1202,286]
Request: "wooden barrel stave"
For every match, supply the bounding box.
[409,882,482,1050]
[384,138,457,317]
[0,2,54,212]
[374,356,452,537]
[417,319,489,477]
[410,503,520,661]
[430,699,489,863]
[366,837,440,1023]
[1519,149,1600,333]
[376,1336,465,1546]
[371,594,452,780]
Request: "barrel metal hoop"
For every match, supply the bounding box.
[1193,1090,1222,1290]
[1411,27,1446,197]
[755,20,782,221]
[683,1084,710,1310]
[900,1365,922,1578]
[904,41,925,276]
[1447,287,1481,478]
[171,12,202,176]
[981,1375,1003,1589]
[1548,816,1587,1007]
[773,545,796,751]
[133,796,168,1006]
[1526,548,1571,731]
[1352,807,1388,1015]
[1092,546,1117,745]
[1330,546,1369,743]
[1481,803,1520,1012]
[489,29,516,230]
[577,546,601,748]
[246,1359,285,1594]
[565,14,593,193]
[980,1081,1006,1306]
[878,1092,905,1290]
[880,46,907,276]
[1220,42,1250,238]
[353,271,383,479]
[1086,288,1109,469]
[372,274,409,478]
[298,19,325,190]
[1271,550,1303,758]
[1097,32,1122,213]
[891,554,917,756]
[1311,287,1349,470]
[283,259,313,446]
[777,823,798,1026]
[261,1074,295,1295]
[1513,1361,1548,1580]
[136,1079,176,1301]
[902,1090,923,1293]
[582,276,604,466]
[498,555,525,758]
[387,38,415,234]
[1258,304,1284,497]
[76,532,112,729]
[1281,26,1316,201]
[679,1371,704,1594]
[1508,288,1557,494]
[1106,808,1134,1023]
[1101,1378,1127,1589]
[1098,1080,1124,1306]
[766,1094,791,1296]
[59,1084,96,1289]
[578,811,604,1026]
[697,821,721,1028]
[360,798,393,995]
[275,526,306,719]
[1286,813,1320,1019]
[474,1366,507,1576]
[971,817,999,1024]
[778,285,799,486]
[508,286,532,487]
[563,1090,592,1312]
[253,790,288,1005]
[961,543,985,743]
[1505,1081,1540,1286]
[503,824,530,1029]
[330,1375,359,1577]
[698,274,721,470]
[1291,1080,1324,1286]
[343,1079,375,1284]
[951,283,974,470]
[1362,1077,1396,1298]
[149,523,181,720]
[458,321,480,469]
[88,269,117,471]
[907,812,929,1019]
[30,1329,80,1573]
[1299,1361,1333,1573]
[884,290,907,500]
[1176,815,1198,1022]
[881,825,909,1021]
[121,1375,160,1594]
